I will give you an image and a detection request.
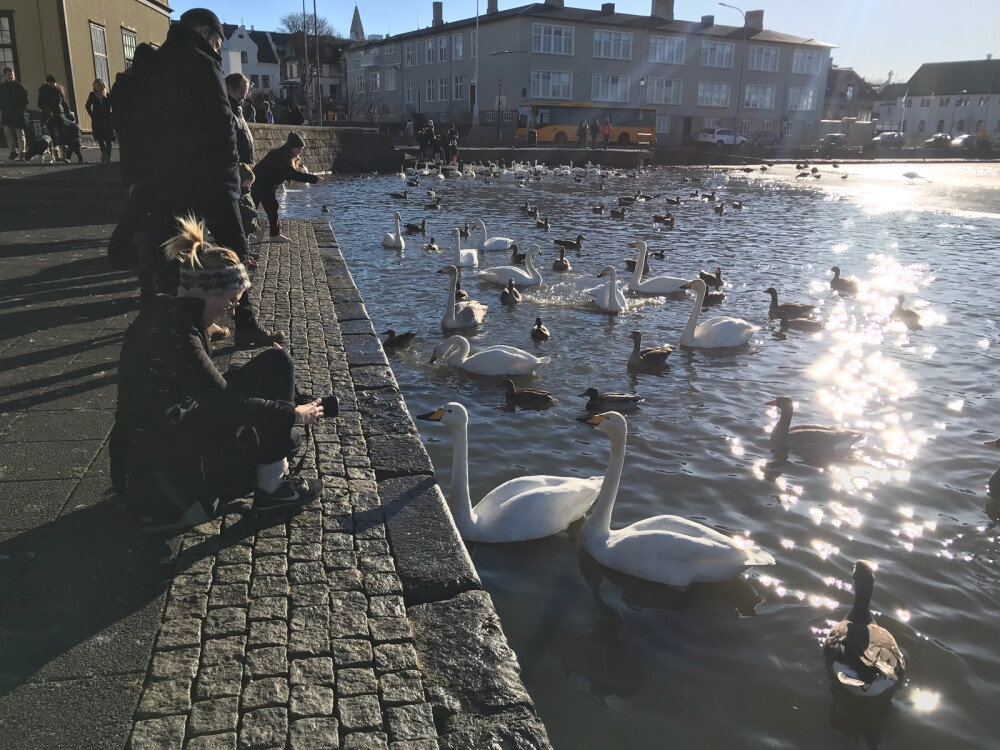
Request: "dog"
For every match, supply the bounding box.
[22,134,55,163]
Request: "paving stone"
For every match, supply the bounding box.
[364,573,403,597]
[378,671,425,707]
[389,741,438,750]
[245,646,287,678]
[328,568,363,591]
[289,656,335,685]
[253,538,287,556]
[374,643,419,674]
[355,389,414,438]
[238,707,288,750]
[209,583,249,608]
[289,716,340,750]
[249,575,289,598]
[385,704,436,742]
[129,715,186,749]
[324,549,358,570]
[201,636,247,667]
[332,639,373,668]
[288,543,322,561]
[248,619,287,648]
[204,607,248,639]
[242,677,289,710]
[356,540,390,556]
[135,678,192,719]
[338,694,383,733]
[288,626,330,656]
[156,617,202,651]
[194,664,243,700]
[252,555,287,577]
[370,617,413,644]
[185,733,237,750]
[289,560,326,584]
[163,593,209,621]
[216,546,253,566]
[289,683,335,717]
[369,596,406,618]
[367,434,434,481]
[329,608,369,639]
[187,697,240,736]
[248,596,288,621]
[289,582,331,605]
[337,667,377,697]
[215,563,252,584]
[342,732,388,750]
[149,647,200,681]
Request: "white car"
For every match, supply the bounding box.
[695,127,747,146]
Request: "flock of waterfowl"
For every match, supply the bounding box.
[364,158,949,702]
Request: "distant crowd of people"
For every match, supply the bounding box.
[414,119,460,163]
[577,117,613,149]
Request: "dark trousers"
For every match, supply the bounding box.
[64,142,82,162]
[251,184,281,237]
[96,136,113,156]
[223,347,295,463]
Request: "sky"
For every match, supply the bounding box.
[170,0,999,84]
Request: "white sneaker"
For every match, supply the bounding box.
[270,234,292,244]
[139,499,216,533]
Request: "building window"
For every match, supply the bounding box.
[761,119,773,132]
[937,119,945,131]
[90,23,110,86]
[858,109,870,122]
[906,98,912,107]
[593,30,631,60]
[453,33,463,60]
[697,81,730,107]
[330,84,339,98]
[976,118,984,132]
[846,84,854,101]
[356,49,364,60]
[744,84,775,109]
[502,110,512,123]
[438,36,448,63]
[791,49,822,75]
[530,70,572,99]
[532,23,574,55]
[262,75,270,89]
[703,117,719,129]
[122,28,137,69]
[438,76,447,102]
[426,40,435,64]
[453,75,462,101]
[240,50,248,64]
[471,30,477,58]
[787,87,816,111]
[426,77,434,102]
[387,105,398,116]
[740,119,751,135]
[484,110,495,123]
[250,74,259,86]
[404,42,413,66]
[0,14,18,74]
[592,74,629,102]
[781,120,792,136]
[649,35,684,64]
[385,42,396,54]
[647,78,682,105]
[386,69,397,91]
[405,80,413,104]
[804,121,814,138]
[656,115,671,134]
[747,45,778,72]
[356,74,365,94]
[956,119,965,133]
[700,41,734,69]
[885,105,892,117]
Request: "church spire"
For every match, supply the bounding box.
[349,5,366,41]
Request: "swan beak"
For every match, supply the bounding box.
[597,269,607,278]
[765,399,778,406]
[416,408,446,422]
[428,352,438,364]
[577,414,606,426]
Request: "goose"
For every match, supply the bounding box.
[628,241,687,295]
[732,201,743,210]
[381,329,417,350]
[503,379,557,408]
[699,267,724,291]
[476,245,543,287]
[590,266,628,315]
[427,188,437,198]
[764,287,815,319]
[680,279,758,348]
[625,246,664,275]
[451,228,478,268]
[823,560,906,698]
[776,309,823,333]
[796,171,810,179]
[702,190,717,202]
[610,207,627,219]
[321,204,329,213]
[509,246,527,265]
[699,288,727,308]
[429,335,550,376]
[592,204,605,213]
[425,237,441,252]
[841,173,849,180]
[665,196,681,205]
[714,203,726,216]
[578,412,775,586]
[403,218,426,235]
[553,234,585,251]
[552,248,571,272]
[618,194,638,206]
[530,317,550,341]
[651,213,676,227]
[424,197,443,210]
[381,212,405,249]
[474,219,517,252]
[765,396,864,453]
[627,330,674,372]
[406,178,420,187]
[579,388,642,411]
[415,403,602,543]
[535,217,550,230]
[903,171,929,183]
[519,201,533,214]
[389,189,408,199]
[499,279,522,305]
[891,295,922,330]
[830,266,859,295]
[454,280,468,301]
[438,265,487,330]
[458,221,472,238]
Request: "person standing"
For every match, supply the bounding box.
[0,67,28,160]
[577,119,588,148]
[251,131,320,244]
[86,79,114,162]
[590,118,600,149]
[602,117,612,149]
[38,75,69,158]
[226,73,254,165]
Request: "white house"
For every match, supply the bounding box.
[222,24,282,99]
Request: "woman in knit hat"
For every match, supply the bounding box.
[110,215,328,531]
[251,130,320,243]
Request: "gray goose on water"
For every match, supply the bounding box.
[891,295,922,330]
[403,218,426,235]
[578,387,642,411]
[776,309,822,333]
[764,287,816,319]
[552,248,571,272]
[699,267,724,290]
[823,560,906,698]
[766,396,863,453]
[627,331,674,372]
[530,317,550,341]
[382,329,417,350]
[830,266,859,295]
[553,234,585,251]
[503,379,557,408]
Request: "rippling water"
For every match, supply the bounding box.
[284,162,1000,748]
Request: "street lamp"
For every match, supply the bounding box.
[490,49,533,137]
[496,78,503,145]
[719,2,747,132]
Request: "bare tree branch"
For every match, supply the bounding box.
[278,12,341,38]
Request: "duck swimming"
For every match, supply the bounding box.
[530,317,550,341]
[578,388,642,411]
[381,329,417,350]
[503,380,557,408]
[766,396,863,453]
[499,279,522,305]
[552,247,571,272]
[764,287,816,319]
[830,266,859,295]
[626,330,674,372]
[891,295,922,330]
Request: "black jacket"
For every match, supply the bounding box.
[86,91,113,138]
[251,146,319,193]
[139,23,240,202]
[229,94,254,164]
[0,79,28,129]
[37,82,67,116]
[110,42,157,185]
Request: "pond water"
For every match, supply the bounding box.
[283,161,1000,748]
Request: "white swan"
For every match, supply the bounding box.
[589,266,628,315]
[679,279,758,348]
[451,227,478,268]
[438,265,487,330]
[417,403,603,542]
[429,335,550,376]
[476,245,543,287]
[579,412,776,586]
[474,219,517,252]
[381,211,405,249]
[628,241,687,295]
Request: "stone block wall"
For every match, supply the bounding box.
[247,125,402,174]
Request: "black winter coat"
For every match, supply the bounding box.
[111,295,294,507]
[86,91,113,139]
[110,43,157,185]
[0,79,28,129]
[230,95,254,164]
[251,146,319,193]
[37,82,67,116]
[139,23,240,202]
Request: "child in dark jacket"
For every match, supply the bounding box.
[238,163,261,238]
[250,131,321,243]
[60,111,83,163]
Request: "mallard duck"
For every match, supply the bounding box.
[627,331,674,372]
[530,317,550,341]
[764,287,815,319]
[776,309,823,333]
[382,329,417,350]
[823,560,906,698]
[830,266,859,295]
[553,234,584,251]
[766,396,863,453]
[579,388,642,411]
[699,267,724,291]
[732,201,743,210]
[503,379,557,408]
[499,279,522,305]
[552,248,571,272]
[592,204,605,213]
[665,196,681,205]
[891,295,922,330]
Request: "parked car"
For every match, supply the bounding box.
[750,130,780,148]
[695,127,747,147]
[950,134,978,149]
[924,133,952,148]
[871,132,905,148]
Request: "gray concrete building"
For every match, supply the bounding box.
[344,0,833,146]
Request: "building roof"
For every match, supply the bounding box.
[222,24,279,64]
[825,67,877,100]
[877,83,908,100]
[905,59,1000,96]
[348,2,834,49]
[350,6,367,42]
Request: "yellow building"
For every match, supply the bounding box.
[0,0,171,132]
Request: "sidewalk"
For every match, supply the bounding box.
[0,219,550,749]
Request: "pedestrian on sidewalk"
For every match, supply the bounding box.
[590,118,600,149]
[0,67,28,160]
[59,111,84,163]
[577,119,588,148]
[226,73,254,164]
[38,74,69,159]
[251,130,320,244]
[110,216,326,532]
[86,79,114,162]
[601,117,612,149]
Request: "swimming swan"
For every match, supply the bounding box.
[438,265,487,330]
[476,245,543,287]
[628,241,687,295]
[451,227,478,268]
[381,211,405,249]
[579,412,775,585]
[679,279,758,348]
[430,335,550,376]
[416,402,602,542]
[590,266,628,315]
[474,219,517,252]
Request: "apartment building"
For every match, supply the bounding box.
[221,25,281,99]
[344,0,832,145]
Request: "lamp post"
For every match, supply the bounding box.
[496,78,503,145]
[490,49,533,138]
[718,2,747,133]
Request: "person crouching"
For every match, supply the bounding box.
[110,215,327,532]
[251,131,320,244]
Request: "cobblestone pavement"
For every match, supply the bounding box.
[0,219,549,749]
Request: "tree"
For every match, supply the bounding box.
[278,12,341,39]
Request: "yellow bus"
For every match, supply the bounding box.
[516,103,656,146]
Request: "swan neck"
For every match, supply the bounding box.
[448,419,477,532]
[444,274,457,326]
[395,214,401,233]
[583,426,627,542]
[681,285,705,344]
[631,245,646,284]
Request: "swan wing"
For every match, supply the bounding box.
[460,346,550,375]
[692,316,758,347]
[632,275,688,294]
[483,236,515,251]
[469,475,604,542]
[477,265,533,285]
